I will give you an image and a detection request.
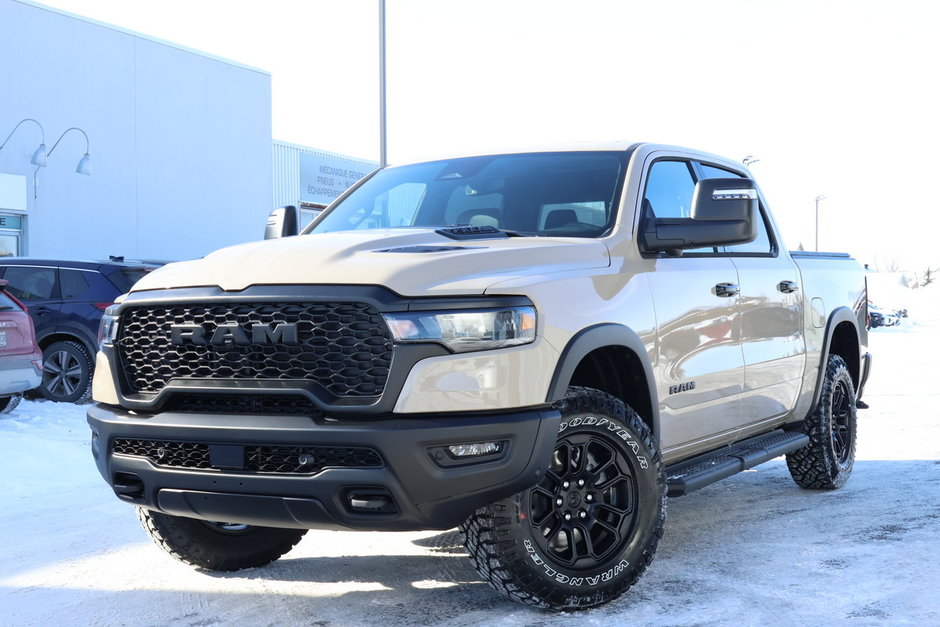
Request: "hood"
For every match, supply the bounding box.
[131,229,610,296]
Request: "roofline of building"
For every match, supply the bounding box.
[273,138,378,166]
[15,0,271,76]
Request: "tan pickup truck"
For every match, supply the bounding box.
[88,143,871,610]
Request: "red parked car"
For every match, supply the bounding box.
[0,280,43,413]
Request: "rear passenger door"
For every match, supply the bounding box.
[697,163,805,423]
[57,268,118,351]
[640,159,745,458]
[0,265,61,344]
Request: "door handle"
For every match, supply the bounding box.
[714,282,739,298]
[777,280,799,293]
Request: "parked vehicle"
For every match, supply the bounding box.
[88,144,871,610]
[868,302,900,328]
[0,259,158,402]
[0,280,43,413]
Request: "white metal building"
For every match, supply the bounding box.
[273,140,378,228]
[0,0,275,262]
[0,1,378,262]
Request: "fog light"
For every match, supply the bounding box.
[91,432,100,459]
[448,441,504,457]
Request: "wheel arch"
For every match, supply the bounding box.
[811,307,861,408]
[546,324,659,442]
[39,331,95,357]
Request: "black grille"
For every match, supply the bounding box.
[246,445,383,473]
[164,393,322,416]
[112,439,212,469]
[116,302,393,396]
[110,439,382,475]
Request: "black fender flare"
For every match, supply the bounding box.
[39,323,97,358]
[809,306,861,409]
[546,323,660,442]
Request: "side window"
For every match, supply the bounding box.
[643,160,696,219]
[60,269,91,299]
[699,164,744,179]
[643,160,713,254]
[3,266,58,300]
[696,163,774,255]
[336,182,426,230]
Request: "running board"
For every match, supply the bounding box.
[665,429,809,497]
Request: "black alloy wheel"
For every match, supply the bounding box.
[786,354,857,490]
[830,377,853,465]
[462,387,666,611]
[528,431,639,568]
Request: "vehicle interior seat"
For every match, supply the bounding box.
[544,208,579,229]
[455,208,501,228]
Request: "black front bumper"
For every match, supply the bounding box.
[87,403,560,531]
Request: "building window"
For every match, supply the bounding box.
[0,214,24,257]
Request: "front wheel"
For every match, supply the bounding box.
[786,354,857,489]
[137,508,307,571]
[462,387,666,611]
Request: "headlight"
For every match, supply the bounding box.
[97,305,120,350]
[383,306,536,353]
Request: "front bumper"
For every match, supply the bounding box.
[87,403,560,531]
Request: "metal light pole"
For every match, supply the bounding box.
[378,0,387,167]
[815,195,826,251]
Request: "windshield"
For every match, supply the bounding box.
[305,152,626,238]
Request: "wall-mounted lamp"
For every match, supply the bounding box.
[0,118,47,166]
[48,126,92,175]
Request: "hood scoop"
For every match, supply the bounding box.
[376,245,482,253]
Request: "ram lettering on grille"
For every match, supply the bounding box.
[117,302,394,396]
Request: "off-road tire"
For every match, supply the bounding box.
[786,355,857,489]
[461,386,666,611]
[40,340,93,403]
[137,507,307,571]
[0,394,22,414]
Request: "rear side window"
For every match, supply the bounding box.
[60,269,90,299]
[2,266,58,300]
[0,291,21,310]
[106,268,154,292]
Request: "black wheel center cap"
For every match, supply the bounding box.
[567,491,582,508]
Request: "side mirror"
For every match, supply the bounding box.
[642,178,758,254]
[264,205,299,240]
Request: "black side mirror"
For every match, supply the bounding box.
[264,205,299,240]
[642,178,758,254]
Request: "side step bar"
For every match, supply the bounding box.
[665,429,809,497]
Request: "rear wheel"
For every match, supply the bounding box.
[462,387,666,610]
[40,341,92,403]
[787,355,857,489]
[137,507,307,571]
[0,394,21,414]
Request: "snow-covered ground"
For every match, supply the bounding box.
[2,309,938,626]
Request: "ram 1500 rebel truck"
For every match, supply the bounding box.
[88,143,871,610]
